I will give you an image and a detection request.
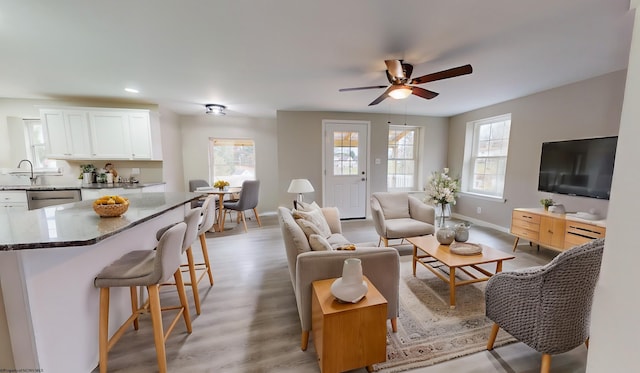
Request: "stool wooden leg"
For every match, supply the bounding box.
[174,270,193,333]
[148,284,167,373]
[301,330,309,351]
[130,286,139,330]
[98,288,110,373]
[199,233,214,286]
[185,247,201,315]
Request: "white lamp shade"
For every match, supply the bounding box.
[389,86,412,99]
[287,179,314,194]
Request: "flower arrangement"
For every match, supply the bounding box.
[424,168,460,206]
[540,198,555,209]
[213,180,230,190]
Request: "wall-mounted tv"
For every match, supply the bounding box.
[538,136,617,200]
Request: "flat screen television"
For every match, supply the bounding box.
[538,136,617,199]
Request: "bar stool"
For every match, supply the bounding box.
[186,195,215,287]
[157,207,203,314]
[94,222,191,373]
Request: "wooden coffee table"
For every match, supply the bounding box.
[407,236,515,309]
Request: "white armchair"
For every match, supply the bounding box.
[370,192,436,246]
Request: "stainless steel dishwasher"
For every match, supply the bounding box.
[26,189,82,210]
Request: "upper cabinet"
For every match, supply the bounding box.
[41,109,93,159]
[41,107,161,160]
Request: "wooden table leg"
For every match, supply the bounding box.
[496,260,503,273]
[449,267,456,309]
[412,245,417,276]
[215,196,225,232]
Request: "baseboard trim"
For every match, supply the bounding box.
[451,213,510,234]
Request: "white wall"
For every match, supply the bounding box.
[448,70,625,228]
[158,108,183,192]
[179,114,279,213]
[587,2,640,371]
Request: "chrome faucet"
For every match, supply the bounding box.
[17,159,36,185]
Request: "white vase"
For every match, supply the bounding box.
[330,258,368,303]
[83,173,93,184]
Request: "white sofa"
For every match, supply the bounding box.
[277,206,400,350]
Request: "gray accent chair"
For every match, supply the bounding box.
[222,179,262,232]
[189,179,210,208]
[485,238,605,373]
[370,192,436,246]
[277,206,400,351]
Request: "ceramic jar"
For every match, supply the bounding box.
[436,226,456,245]
[454,223,470,242]
[330,258,368,303]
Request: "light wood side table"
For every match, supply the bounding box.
[311,276,387,373]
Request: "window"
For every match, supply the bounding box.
[209,138,255,187]
[24,119,57,170]
[464,114,511,198]
[387,126,419,190]
[333,131,359,176]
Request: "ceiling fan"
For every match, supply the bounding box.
[339,60,473,106]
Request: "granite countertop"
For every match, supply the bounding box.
[0,192,200,251]
[0,182,165,191]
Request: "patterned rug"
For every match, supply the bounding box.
[372,256,516,372]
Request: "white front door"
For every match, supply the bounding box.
[323,120,369,219]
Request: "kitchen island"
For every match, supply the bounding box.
[0,192,201,372]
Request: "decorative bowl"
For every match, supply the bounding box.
[93,198,129,217]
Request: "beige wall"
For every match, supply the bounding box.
[276,111,448,210]
[179,114,279,213]
[158,108,183,192]
[448,70,626,229]
[587,2,639,371]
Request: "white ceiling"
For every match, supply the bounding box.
[0,0,634,118]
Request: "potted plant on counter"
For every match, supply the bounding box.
[80,164,96,184]
[540,198,555,211]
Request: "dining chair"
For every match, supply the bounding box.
[222,180,262,232]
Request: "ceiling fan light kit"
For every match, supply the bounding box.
[205,103,226,115]
[339,60,473,106]
[388,86,412,99]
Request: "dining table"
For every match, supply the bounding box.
[195,187,240,232]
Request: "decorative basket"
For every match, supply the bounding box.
[93,201,129,217]
[450,242,483,256]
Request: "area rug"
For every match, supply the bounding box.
[372,256,516,372]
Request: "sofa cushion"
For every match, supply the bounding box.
[385,218,434,239]
[326,233,352,250]
[376,192,410,219]
[293,209,332,238]
[309,234,333,251]
[295,218,325,238]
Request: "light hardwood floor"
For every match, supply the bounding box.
[95,214,588,373]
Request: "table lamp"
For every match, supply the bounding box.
[287,179,314,206]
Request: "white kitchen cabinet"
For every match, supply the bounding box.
[41,109,92,158]
[41,107,156,161]
[0,191,28,212]
[88,111,132,159]
[88,110,154,160]
[128,111,152,159]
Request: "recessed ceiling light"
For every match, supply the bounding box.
[124,88,139,93]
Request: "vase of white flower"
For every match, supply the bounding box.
[424,168,460,227]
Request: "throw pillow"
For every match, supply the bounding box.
[296,200,321,212]
[295,218,324,238]
[309,234,333,251]
[293,209,332,238]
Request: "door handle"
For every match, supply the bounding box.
[361,178,366,181]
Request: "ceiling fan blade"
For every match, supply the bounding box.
[368,86,395,106]
[410,64,473,85]
[411,86,439,100]
[385,60,405,79]
[339,85,388,92]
